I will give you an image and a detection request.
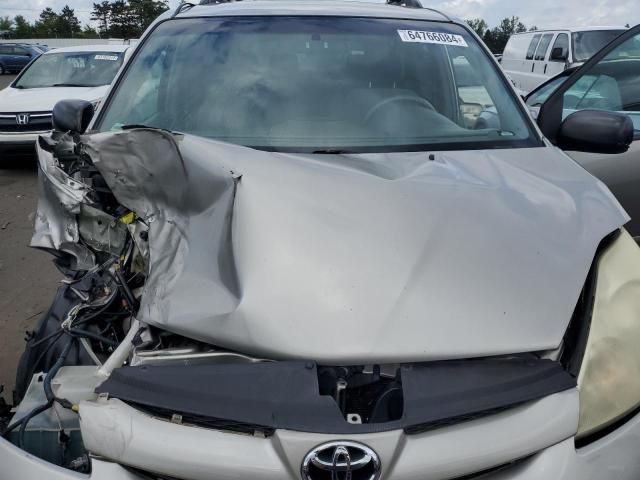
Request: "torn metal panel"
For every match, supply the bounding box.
[31,139,96,271]
[84,129,241,342]
[78,204,127,256]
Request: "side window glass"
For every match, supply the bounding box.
[0,46,11,55]
[535,34,554,61]
[14,47,28,56]
[526,76,568,107]
[526,34,542,60]
[551,34,569,62]
[562,32,640,130]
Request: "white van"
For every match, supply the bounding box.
[502,27,626,94]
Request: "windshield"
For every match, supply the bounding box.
[98,17,538,153]
[572,30,626,63]
[15,51,124,89]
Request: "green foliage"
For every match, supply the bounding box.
[6,0,168,39]
[92,0,169,39]
[468,16,531,54]
[0,16,14,32]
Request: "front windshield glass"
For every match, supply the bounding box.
[98,17,538,153]
[15,51,124,89]
[572,30,626,63]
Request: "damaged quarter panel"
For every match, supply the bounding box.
[81,129,627,363]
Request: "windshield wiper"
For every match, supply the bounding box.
[52,83,92,87]
[312,148,355,154]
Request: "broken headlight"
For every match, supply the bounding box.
[575,229,640,441]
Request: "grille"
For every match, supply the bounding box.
[0,112,52,133]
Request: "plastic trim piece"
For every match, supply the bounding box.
[96,358,576,435]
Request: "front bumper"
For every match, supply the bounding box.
[0,132,45,155]
[2,389,639,479]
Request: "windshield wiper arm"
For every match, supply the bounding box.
[312,148,355,154]
[52,83,92,87]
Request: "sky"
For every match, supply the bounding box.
[0,0,638,31]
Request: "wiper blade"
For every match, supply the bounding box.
[52,83,92,87]
[121,124,170,131]
[312,148,355,154]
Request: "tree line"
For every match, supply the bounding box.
[0,0,167,40]
[466,17,536,54]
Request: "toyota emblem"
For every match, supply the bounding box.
[301,441,381,480]
[16,113,30,125]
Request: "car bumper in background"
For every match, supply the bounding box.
[2,389,639,480]
[0,132,45,155]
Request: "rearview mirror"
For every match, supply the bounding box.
[550,47,568,62]
[52,99,95,134]
[557,110,633,154]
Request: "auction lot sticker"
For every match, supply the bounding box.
[398,30,468,47]
[95,54,120,61]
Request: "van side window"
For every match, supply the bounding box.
[526,34,542,60]
[551,34,569,62]
[535,34,554,61]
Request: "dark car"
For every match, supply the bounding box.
[527,25,640,238]
[0,44,41,75]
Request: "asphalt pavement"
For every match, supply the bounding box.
[0,74,61,403]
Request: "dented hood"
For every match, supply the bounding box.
[35,129,629,363]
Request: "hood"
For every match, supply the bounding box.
[35,129,629,364]
[0,85,108,112]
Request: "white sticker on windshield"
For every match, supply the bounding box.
[94,54,119,61]
[397,30,468,47]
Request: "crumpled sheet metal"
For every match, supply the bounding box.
[31,139,96,270]
[84,129,241,342]
[80,128,630,363]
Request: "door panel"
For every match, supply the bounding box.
[546,33,569,78]
[567,141,640,236]
[532,33,554,86]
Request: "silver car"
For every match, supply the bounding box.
[1,1,639,479]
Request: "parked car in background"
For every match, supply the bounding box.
[530,24,640,237]
[0,43,43,74]
[0,44,128,155]
[502,27,627,93]
[3,2,640,479]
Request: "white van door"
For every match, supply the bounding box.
[501,33,534,92]
[519,33,542,92]
[529,33,554,90]
[546,32,570,77]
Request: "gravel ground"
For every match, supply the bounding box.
[0,74,61,403]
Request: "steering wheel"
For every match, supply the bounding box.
[365,95,436,123]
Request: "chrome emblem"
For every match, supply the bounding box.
[16,113,30,125]
[301,441,381,480]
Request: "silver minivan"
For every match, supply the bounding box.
[2,1,640,479]
[502,27,627,93]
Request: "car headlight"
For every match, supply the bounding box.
[576,229,640,440]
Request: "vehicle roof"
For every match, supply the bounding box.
[177,0,453,23]
[42,44,129,54]
[512,26,627,35]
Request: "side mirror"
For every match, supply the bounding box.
[52,99,95,134]
[558,110,633,154]
[550,47,568,62]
